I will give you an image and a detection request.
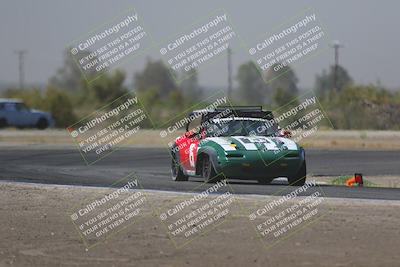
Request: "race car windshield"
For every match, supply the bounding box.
[206,119,279,137]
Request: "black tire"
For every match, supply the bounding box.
[0,118,7,129]
[36,118,48,130]
[171,154,188,181]
[288,161,306,186]
[202,155,219,183]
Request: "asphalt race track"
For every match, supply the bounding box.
[1,147,400,200]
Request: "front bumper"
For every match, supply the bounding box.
[215,150,304,179]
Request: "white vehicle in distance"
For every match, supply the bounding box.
[0,98,54,129]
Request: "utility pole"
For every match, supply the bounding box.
[227,46,232,100]
[15,50,27,89]
[331,41,343,92]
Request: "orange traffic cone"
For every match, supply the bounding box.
[346,173,363,187]
[346,177,356,187]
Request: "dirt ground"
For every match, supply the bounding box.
[1,181,400,267]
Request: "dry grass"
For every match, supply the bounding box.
[0,129,399,150]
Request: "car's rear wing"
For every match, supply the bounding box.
[198,106,274,122]
[215,106,263,112]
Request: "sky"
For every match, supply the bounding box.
[0,0,399,90]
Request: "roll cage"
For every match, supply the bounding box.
[185,106,275,132]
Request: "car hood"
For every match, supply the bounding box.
[204,136,299,152]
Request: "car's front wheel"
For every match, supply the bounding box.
[0,118,7,128]
[288,161,306,186]
[36,118,48,130]
[202,155,219,183]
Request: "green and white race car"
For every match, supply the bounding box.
[170,106,306,186]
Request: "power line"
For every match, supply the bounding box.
[227,46,232,99]
[14,50,27,89]
[330,41,343,92]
